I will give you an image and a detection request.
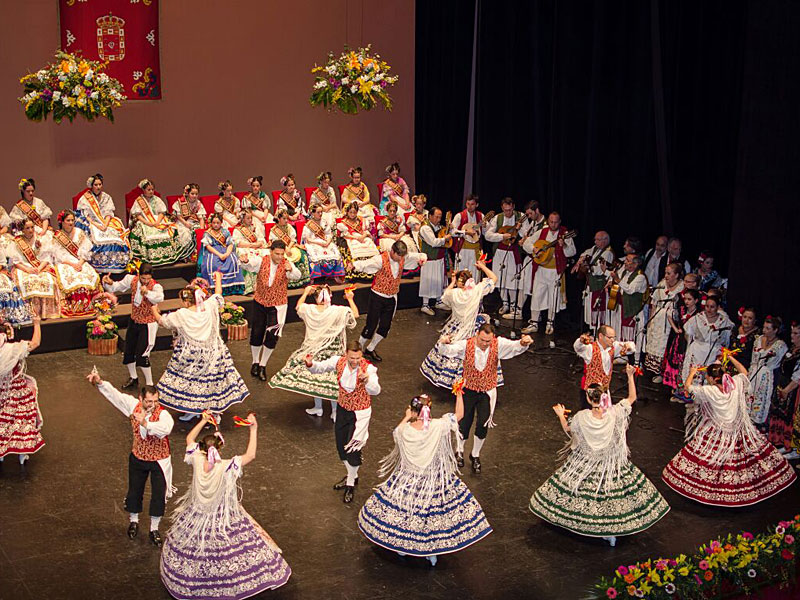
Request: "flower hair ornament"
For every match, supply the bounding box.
[57,210,68,225]
[598,392,612,412]
[464,277,476,291]
[721,373,736,394]
[737,306,746,320]
[138,178,153,191]
[280,176,290,187]
[700,294,708,307]
[410,395,432,430]
[316,286,332,307]
[18,177,33,191]
[207,446,222,467]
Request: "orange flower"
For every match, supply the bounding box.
[626,586,636,596]
[624,574,635,584]
[60,60,70,73]
[703,570,714,581]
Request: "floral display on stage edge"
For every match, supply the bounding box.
[86,292,119,340]
[592,515,799,599]
[18,50,125,123]
[220,302,246,326]
[310,45,398,114]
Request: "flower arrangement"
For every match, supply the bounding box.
[220,301,246,326]
[18,50,125,123]
[310,45,398,114]
[593,516,799,599]
[86,292,119,340]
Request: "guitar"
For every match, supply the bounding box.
[605,260,628,311]
[497,219,524,244]
[462,210,495,244]
[437,211,454,248]
[530,230,577,267]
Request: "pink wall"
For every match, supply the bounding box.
[0,0,415,211]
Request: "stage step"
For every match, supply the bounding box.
[151,261,197,281]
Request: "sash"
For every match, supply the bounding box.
[346,183,365,201]
[55,229,81,259]
[384,178,404,197]
[15,200,43,228]
[314,188,330,205]
[244,192,264,210]
[272,225,293,245]
[179,198,201,222]
[218,196,235,214]
[135,196,158,223]
[82,191,125,236]
[280,192,297,210]
[14,236,41,268]
[382,217,400,234]
[306,219,328,240]
[343,218,363,234]
[235,224,257,243]
[408,212,426,228]
[208,229,228,247]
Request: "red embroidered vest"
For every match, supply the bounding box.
[131,277,157,324]
[371,252,404,296]
[336,356,372,411]
[463,336,499,392]
[254,257,288,307]
[130,403,170,461]
[581,341,613,390]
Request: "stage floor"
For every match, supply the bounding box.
[1,308,798,599]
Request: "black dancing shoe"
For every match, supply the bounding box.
[333,476,358,490]
[127,522,139,539]
[258,366,267,382]
[363,349,382,363]
[250,363,259,377]
[343,485,355,504]
[149,530,163,547]
[470,455,481,474]
[122,377,139,390]
[456,452,464,468]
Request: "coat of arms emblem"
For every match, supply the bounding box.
[96,14,125,61]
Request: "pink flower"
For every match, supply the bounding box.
[656,559,667,570]
[699,560,709,570]
[92,326,103,336]
[606,588,618,599]
[742,532,754,540]
[617,566,629,576]
[785,534,795,545]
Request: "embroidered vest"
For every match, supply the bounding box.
[582,342,613,390]
[418,220,445,260]
[621,271,645,318]
[131,277,158,324]
[130,403,170,461]
[463,336,499,392]
[336,356,372,411]
[254,257,288,307]
[371,252,404,296]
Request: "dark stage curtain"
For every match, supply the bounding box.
[415,0,798,320]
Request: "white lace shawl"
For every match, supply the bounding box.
[440,279,493,341]
[162,294,224,343]
[0,338,28,382]
[297,303,356,355]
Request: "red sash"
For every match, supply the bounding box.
[346,183,365,201]
[135,196,157,223]
[381,217,400,234]
[235,224,257,243]
[207,229,228,247]
[280,192,297,210]
[343,218,363,234]
[272,225,293,245]
[15,200,43,228]
[314,188,330,205]
[383,178,404,197]
[305,219,327,240]
[178,198,201,222]
[244,192,264,210]
[54,230,81,259]
[14,236,41,268]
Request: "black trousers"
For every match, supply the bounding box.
[124,453,166,517]
[459,388,491,442]
[335,406,362,466]
[360,291,397,340]
[250,303,280,348]
[122,321,153,367]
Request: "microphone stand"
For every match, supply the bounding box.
[506,253,533,339]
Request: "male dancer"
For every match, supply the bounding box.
[306,340,381,503]
[102,262,164,388]
[87,368,175,546]
[355,240,426,362]
[437,323,533,473]
[241,240,301,380]
[573,325,635,407]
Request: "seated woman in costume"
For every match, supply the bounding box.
[10,178,53,242]
[311,171,341,228]
[171,183,207,260]
[232,209,269,295]
[302,203,345,284]
[379,162,412,215]
[74,173,131,273]
[377,200,418,254]
[276,174,306,224]
[336,201,379,282]
[129,178,193,266]
[0,250,32,327]
[7,219,60,320]
[268,209,310,289]
[198,213,245,296]
[341,166,376,224]
[241,175,273,229]
[213,180,241,229]
[50,210,101,317]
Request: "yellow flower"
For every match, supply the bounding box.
[358,77,373,94]
[678,567,689,576]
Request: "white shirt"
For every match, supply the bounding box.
[309,355,381,395]
[644,248,665,286]
[573,338,635,374]
[354,252,427,299]
[97,380,174,440]
[617,270,648,294]
[240,252,302,282]
[436,336,529,370]
[419,224,447,255]
[104,274,165,306]
[580,246,614,276]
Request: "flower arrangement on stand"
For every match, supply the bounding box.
[86,292,119,355]
[18,50,125,123]
[220,301,248,341]
[592,516,799,599]
[310,45,398,114]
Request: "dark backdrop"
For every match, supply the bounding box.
[416,0,799,321]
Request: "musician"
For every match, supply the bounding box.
[571,230,614,333]
[607,254,648,351]
[511,201,547,327]
[484,197,522,316]
[657,237,691,281]
[449,194,485,281]
[523,212,576,335]
[418,207,452,315]
[643,235,668,287]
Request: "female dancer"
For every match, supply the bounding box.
[769,322,800,459]
[420,260,498,388]
[7,219,60,319]
[152,272,248,421]
[747,315,788,427]
[129,178,193,265]
[529,365,669,547]
[662,356,796,506]
[50,210,101,317]
[358,392,492,566]
[0,316,43,472]
[336,202,379,282]
[662,288,700,402]
[74,173,131,273]
[268,210,310,289]
[198,213,245,296]
[269,284,358,420]
[160,412,291,599]
[301,204,345,283]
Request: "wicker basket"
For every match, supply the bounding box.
[226,323,249,341]
[88,335,118,356]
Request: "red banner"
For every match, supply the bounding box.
[59,0,161,100]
